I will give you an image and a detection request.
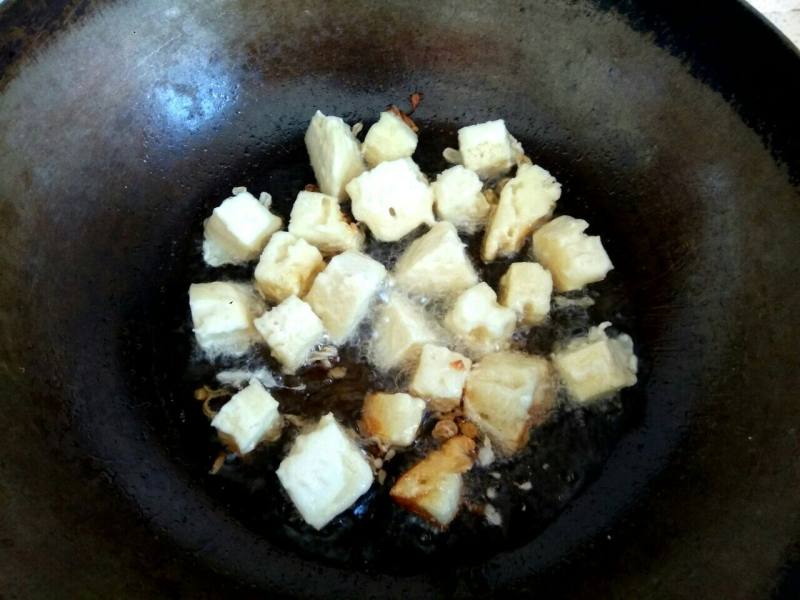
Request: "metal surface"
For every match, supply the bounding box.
[0,0,799,597]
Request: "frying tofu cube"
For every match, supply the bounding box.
[409,344,472,413]
[532,215,613,292]
[552,323,638,403]
[481,164,561,262]
[346,158,435,242]
[189,281,264,357]
[211,378,281,454]
[498,262,554,326]
[277,413,374,530]
[203,189,282,266]
[360,392,426,447]
[444,283,517,357]
[392,222,478,298]
[457,119,522,179]
[369,292,440,372]
[463,351,553,455]
[304,251,387,344]
[390,436,476,528]
[288,190,365,255]
[253,296,325,374]
[254,231,325,304]
[305,110,366,200]
[432,165,491,233]
[361,110,418,167]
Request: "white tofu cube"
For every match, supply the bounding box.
[346,158,435,242]
[368,292,440,372]
[532,215,613,292]
[457,119,521,179]
[253,231,325,304]
[443,283,517,357]
[392,222,478,298]
[552,323,638,403]
[304,111,366,200]
[481,164,561,262]
[390,435,475,528]
[360,392,426,447]
[304,251,387,344]
[288,190,365,255]
[277,413,374,530]
[463,351,553,455]
[432,165,491,233]
[361,111,418,167]
[189,281,264,357]
[211,378,281,454]
[203,189,282,266]
[498,262,554,326]
[253,296,325,374]
[409,344,471,413]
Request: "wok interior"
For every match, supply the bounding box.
[1,1,799,596]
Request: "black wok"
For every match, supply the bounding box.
[1,0,799,597]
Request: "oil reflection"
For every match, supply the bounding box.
[153,64,233,132]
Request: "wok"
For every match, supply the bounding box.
[1,0,799,597]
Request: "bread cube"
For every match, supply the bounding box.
[211,378,281,454]
[392,222,478,298]
[277,413,373,530]
[288,190,365,255]
[362,111,418,167]
[443,283,517,356]
[203,189,282,266]
[481,164,561,262]
[409,344,472,413]
[304,111,366,200]
[532,215,613,292]
[254,231,325,304]
[457,119,521,180]
[390,436,476,528]
[369,292,440,372]
[552,323,638,403]
[189,281,264,357]
[432,165,491,233]
[360,392,426,447]
[463,351,553,455]
[304,251,387,344]
[498,262,553,326]
[346,158,435,242]
[253,296,325,374]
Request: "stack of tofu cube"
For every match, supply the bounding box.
[187,108,638,532]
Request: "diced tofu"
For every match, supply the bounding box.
[392,222,478,298]
[288,190,365,255]
[390,436,476,528]
[361,111,418,167]
[443,283,517,356]
[463,351,553,455]
[305,111,366,200]
[277,413,374,530]
[346,158,435,242]
[498,262,554,326]
[432,165,491,233]
[552,323,638,403]
[368,292,440,372]
[189,281,264,357]
[360,392,426,447]
[253,231,325,304]
[532,215,613,292]
[304,251,387,344]
[481,164,561,262]
[409,344,472,413]
[253,296,325,374]
[203,189,282,266]
[211,378,281,454]
[457,119,521,179]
